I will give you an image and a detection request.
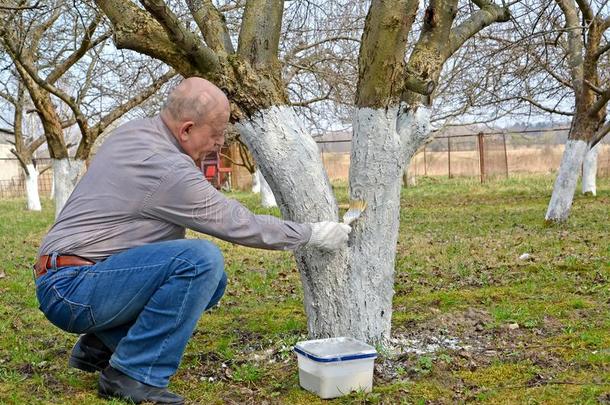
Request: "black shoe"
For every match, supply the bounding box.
[98,366,185,404]
[68,334,112,372]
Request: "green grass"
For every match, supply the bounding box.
[0,174,609,404]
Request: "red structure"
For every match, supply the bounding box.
[200,149,232,189]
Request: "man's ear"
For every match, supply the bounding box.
[179,121,194,141]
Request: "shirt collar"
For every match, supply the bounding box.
[155,115,184,153]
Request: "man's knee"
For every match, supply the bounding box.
[178,239,224,278]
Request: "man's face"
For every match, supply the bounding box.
[180,113,228,163]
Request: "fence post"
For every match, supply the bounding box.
[502,132,509,178]
[423,146,427,176]
[478,132,485,183]
[447,136,451,178]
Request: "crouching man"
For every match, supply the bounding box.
[34,77,350,404]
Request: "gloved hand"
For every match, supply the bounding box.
[306,221,352,251]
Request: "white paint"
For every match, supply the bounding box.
[343,105,432,344]
[251,168,261,194]
[236,105,436,344]
[234,106,336,222]
[52,158,85,218]
[390,335,462,355]
[259,170,277,207]
[236,106,350,341]
[545,139,588,222]
[25,163,41,211]
[582,143,599,196]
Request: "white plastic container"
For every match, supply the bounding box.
[294,337,377,399]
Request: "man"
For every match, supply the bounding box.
[34,78,351,404]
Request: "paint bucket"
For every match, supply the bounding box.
[294,337,377,399]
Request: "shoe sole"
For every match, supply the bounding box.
[98,389,185,405]
[68,356,106,373]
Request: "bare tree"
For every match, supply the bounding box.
[0,73,47,210]
[93,0,511,343]
[0,0,175,217]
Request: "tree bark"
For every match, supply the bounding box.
[52,158,86,218]
[25,163,42,211]
[545,139,588,222]
[581,142,599,196]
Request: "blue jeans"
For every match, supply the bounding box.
[35,239,227,387]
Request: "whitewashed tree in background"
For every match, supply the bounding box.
[0,76,46,210]
[512,0,610,222]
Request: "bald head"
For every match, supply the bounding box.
[162,77,229,125]
[161,78,230,163]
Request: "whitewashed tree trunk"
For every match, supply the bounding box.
[251,169,261,194]
[259,170,277,208]
[236,106,359,339]
[237,104,431,343]
[50,175,55,200]
[344,105,431,342]
[24,163,41,211]
[545,139,588,222]
[582,143,599,196]
[52,158,85,218]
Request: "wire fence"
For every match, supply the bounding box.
[0,158,53,199]
[317,128,610,182]
[0,128,608,198]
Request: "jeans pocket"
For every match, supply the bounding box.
[37,282,95,334]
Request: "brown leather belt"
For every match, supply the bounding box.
[34,255,95,279]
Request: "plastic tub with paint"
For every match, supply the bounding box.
[294,337,377,399]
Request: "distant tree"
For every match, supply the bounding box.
[0,0,175,217]
[509,0,609,219]
[0,73,47,210]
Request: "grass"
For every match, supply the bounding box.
[0,174,608,404]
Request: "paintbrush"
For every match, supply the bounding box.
[342,199,367,225]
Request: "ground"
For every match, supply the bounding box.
[0,175,608,404]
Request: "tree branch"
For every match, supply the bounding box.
[0,127,14,135]
[594,42,610,59]
[575,0,594,22]
[520,96,574,116]
[90,68,176,137]
[94,0,204,77]
[10,148,30,173]
[46,12,111,85]
[185,0,234,54]
[591,120,609,147]
[28,135,46,154]
[445,1,510,62]
[138,0,220,75]
[4,38,90,144]
[555,0,585,94]
[587,86,610,117]
[0,1,42,11]
[289,87,332,107]
[356,0,418,107]
[237,0,284,69]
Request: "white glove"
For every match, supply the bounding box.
[307,221,352,251]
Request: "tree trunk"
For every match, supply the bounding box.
[24,163,42,211]
[343,105,431,343]
[236,106,364,339]
[52,158,86,218]
[582,143,599,196]
[259,170,277,208]
[545,139,588,222]
[251,169,261,194]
